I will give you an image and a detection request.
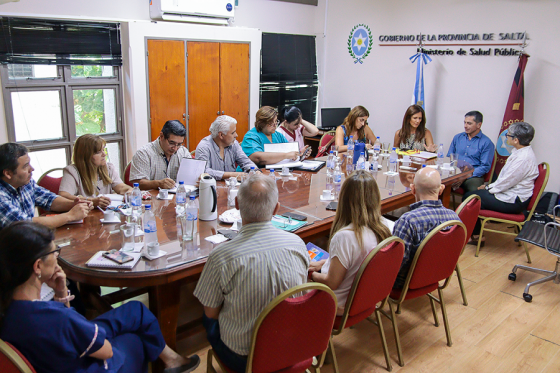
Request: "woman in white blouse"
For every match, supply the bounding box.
[276,106,318,153]
[465,122,539,245]
[59,134,132,208]
[308,170,393,314]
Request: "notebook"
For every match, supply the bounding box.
[86,251,142,270]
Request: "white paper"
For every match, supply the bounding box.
[205,234,229,244]
[412,151,437,159]
[265,161,303,170]
[264,142,299,153]
[299,160,325,170]
[176,158,206,186]
[104,194,124,201]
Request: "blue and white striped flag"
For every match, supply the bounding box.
[410,51,432,109]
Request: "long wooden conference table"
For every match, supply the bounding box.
[56,155,473,357]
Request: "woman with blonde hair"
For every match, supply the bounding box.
[334,105,377,152]
[59,134,131,208]
[309,170,393,313]
[393,105,437,152]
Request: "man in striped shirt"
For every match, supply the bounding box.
[194,173,309,372]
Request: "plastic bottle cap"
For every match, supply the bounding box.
[377,136,380,139]
[145,204,151,210]
[422,165,426,168]
[179,181,184,185]
[392,147,396,150]
[361,152,365,156]
[133,183,139,187]
[270,169,275,172]
[251,166,255,170]
[189,195,196,200]
[329,150,333,154]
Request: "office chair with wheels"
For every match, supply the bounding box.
[508,205,560,302]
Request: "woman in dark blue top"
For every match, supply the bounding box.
[334,105,377,153]
[0,221,200,373]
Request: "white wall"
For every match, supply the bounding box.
[321,0,560,192]
[0,0,327,155]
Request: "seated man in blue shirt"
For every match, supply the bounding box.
[241,106,310,167]
[447,111,495,193]
[393,167,460,288]
[0,143,92,230]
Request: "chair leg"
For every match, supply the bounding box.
[388,301,404,367]
[438,288,453,347]
[455,264,468,306]
[329,337,340,373]
[521,241,532,263]
[375,309,392,372]
[523,273,558,295]
[207,350,217,373]
[475,218,488,257]
[429,295,439,327]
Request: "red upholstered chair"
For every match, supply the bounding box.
[330,237,405,371]
[37,168,64,195]
[206,283,337,373]
[383,221,467,365]
[315,130,336,158]
[454,194,482,306]
[475,162,550,261]
[0,339,36,373]
[452,150,496,208]
[123,161,133,187]
[37,168,64,215]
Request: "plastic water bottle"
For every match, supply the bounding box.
[143,204,157,245]
[249,166,256,176]
[347,136,355,162]
[370,157,379,178]
[373,136,381,155]
[326,151,334,176]
[387,176,395,196]
[184,195,198,241]
[176,181,187,212]
[131,183,142,217]
[437,143,444,167]
[389,147,398,173]
[269,169,276,180]
[357,152,366,170]
[333,162,342,196]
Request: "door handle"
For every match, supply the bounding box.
[217,111,220,115]
[221,111,224,114]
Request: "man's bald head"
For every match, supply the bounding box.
[411,167,444,200]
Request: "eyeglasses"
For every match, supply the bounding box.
[166,139,184,148]
[268,119,280,128]
[505,133,516,139]
[42,247,62,258]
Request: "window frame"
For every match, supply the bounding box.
[0,63,125,174]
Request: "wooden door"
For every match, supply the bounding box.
[219,43,250,142]
[147,40,186,141]
[186,41,220,151]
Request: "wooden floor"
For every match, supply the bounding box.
[156,222,560,372]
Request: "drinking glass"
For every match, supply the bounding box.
[120,223,137,251]
[382,142,391,154]
[331,145,339,158]
[449,153,458,167]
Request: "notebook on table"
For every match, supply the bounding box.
[86,251,142,270]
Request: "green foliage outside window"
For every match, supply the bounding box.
[72,65,106,136]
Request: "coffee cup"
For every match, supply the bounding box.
[281,167,290,176]
[103,209,116,221]
[402,155,411,167]
[147,242,160,257]
[158,189,169,199]
[443,162,451,169]
[322,189,332,199]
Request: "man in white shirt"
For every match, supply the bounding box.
[464,122,539,242]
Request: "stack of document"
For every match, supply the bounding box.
[271,215,307,232]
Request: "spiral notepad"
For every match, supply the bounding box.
[86,251,142,269]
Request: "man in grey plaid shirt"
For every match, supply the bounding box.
[393,167,460,288]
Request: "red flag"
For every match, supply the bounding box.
[494,53,529,176]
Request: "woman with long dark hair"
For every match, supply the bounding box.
[0,221,199,373]
[393,105,437,152]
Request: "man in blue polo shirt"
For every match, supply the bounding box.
[447,111,495,193]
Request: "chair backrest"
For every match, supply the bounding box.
[0,339,36,373]
[247,283,337,373]
[36,168,64,194]
[484,150,497,183]
[335,237,405,332]
[316,131,336,158]
[123,162,133,187]
[456,194,482,243]
[404,221,467,293]
[525,163,550,221]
